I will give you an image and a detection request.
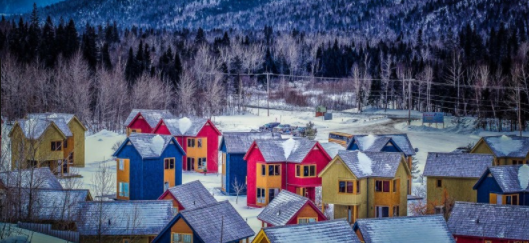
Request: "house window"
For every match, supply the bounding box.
[296,165,300,177]
[375,180,390,192]
[298,218,317,224]
[131,129,140,133]
[375,181,382,192]
[119,159,125,171]
[434,206,445,214]
[51,141,62,151]
[393,179,398,192]
[338,180,356,194]
[261,164,266,176]
[197,139,202,148]
[347,181,353,193]
[383,181,390,192]
[26,160,38,168]
[339,181,346,193]
[165,158,175,170]
[505,195,519,205]
[119,182,129,197]
[172,233,193,243]
[63,139,68,148]
[375,206,389,218]
[187,138,195,148]
[296,165,316,177]
[197,158,207,170]
[268,165,280,176]
[436,179,442,188]
[393,206,399,216]
[257,188,266,204]
[356,180,360,193]
[269,188,279,202]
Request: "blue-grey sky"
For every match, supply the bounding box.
[1,0,67,14]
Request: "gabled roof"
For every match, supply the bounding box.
[124,109,174,128]
[262,219,360,243]
[479,135,529,158]
[325,150,406,179]
[0,168,62,190]
[14,189,91,221]
[77,200,173,236]
[245,138,330,163]
[320,142,346,158]
[113,133,184,159]
[159,180,216,210]
[11,119,67,140]
[423,153,494,178]
[347,134,415,156]
[353,215,455,243]
[221,132,281,154]
[473,165,529,193]
[447,202,529,240]
[28,113,87,131]
[158,117,221,137]
[155,201,254,243]
[257,190,324,226]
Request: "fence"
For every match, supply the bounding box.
[17,222,79,242]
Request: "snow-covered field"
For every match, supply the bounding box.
[36,108,529,237]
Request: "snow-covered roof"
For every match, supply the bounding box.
[161,117,215,136]
[28,113,76,123]
[257,190,310,226]
[179,201,254,242]
[124,109,174,128]
[122,133,180,159]
[337,150,404,179]
[14,189,90,221]
[480,165,529,193]
[447,202,529,240]
[354,215,455,243]
[0,168,62,190]
[263,219,360,243]
[0,223,74,243]
[320,142,346,158]
[165,180,216,210]
[482,135,529,158]
[221,132,281,154]
[423,153,494,178]
[350,134,415,156]
[252,138,322,163]
[77,200,173,236]
[15,119,56,140]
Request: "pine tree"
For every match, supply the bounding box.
[102,42,112,70]
[81,24,98,70]
[125,47,137,85]
[27,3,40,62]
[174,53,182,84]
[64,19,79,59]
[39,16,56,67]
[195,28,206,45]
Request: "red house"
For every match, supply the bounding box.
[245,138,332,207]
[257,190,327,227]
[153,117,221,173]
[447,202,529,243]
[124,109,174,136]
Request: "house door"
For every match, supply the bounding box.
[347,206,352,223]
[62,160,68,174]
[376,206,389,218]
[186,158,193,171]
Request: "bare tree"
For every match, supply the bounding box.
[177,70,198,115]
[446,51,464,117]
[380,53,393,111]
[231,177,246,204]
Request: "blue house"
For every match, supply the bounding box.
[473,165,529,206]
[152,201,254,243]
[113,134,185,200]
[219,132,280,195]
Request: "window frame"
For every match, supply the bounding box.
[119,159,125,171]
[119,182,130,198]
[436,179,442,188]
[297,217,317,224]
[257,188,266,204]
[296,164,316,178]
[165,158,175,170]
[261,164,266,176]
[197,138,202,148]
[393,205,400,216]
[375,206,389,218]
[51,141,62,151]
[172,232,193,243]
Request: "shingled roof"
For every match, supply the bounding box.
[124,109,174,128]
[334,150,405,179]
[15,189,91,221]
[77,200,173,236]
[221,132,281,154]
[249,138,326,163]
[474,165,529,193]
[348,134,416,156]
[353,215,455,243]
[447,202,529,240]
[481,135,529,158]
[0,168,62,190]
[162,180,216,210]
[423,153,494,178]
[258,190,319,226]
[12,119,66,140]
[114,133,183,159]
[160,117,220,136]
[262,219,360,243]
[175,201,254,243]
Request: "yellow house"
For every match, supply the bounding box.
[318,150,410,224]
[252,219,360,243]
[470,135,529,166]
[28,113,87,167]
[423,152,494,209]
[9,119,69,175]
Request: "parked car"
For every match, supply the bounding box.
[273,124,292,133]
[259,122,281,131]
[292,127,306,137]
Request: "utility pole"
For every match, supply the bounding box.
[267,72,270,117]
[408,79,413,126]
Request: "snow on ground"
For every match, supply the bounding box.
[75,107,529,235]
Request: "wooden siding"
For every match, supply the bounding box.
[68,117,86,167]
[471,139,529,165]
[171,218,193,234]
[116,158,130,200]
[186,137,208,172]
[196,120,220,173]
[164,158,176,188]
[426,177,478,204]
[288,203,322,224]
[161,193,183,212]
[252,230,271,243]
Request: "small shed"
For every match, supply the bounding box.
[315,106,327,117]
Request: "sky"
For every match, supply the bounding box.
[0,0,67,14]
